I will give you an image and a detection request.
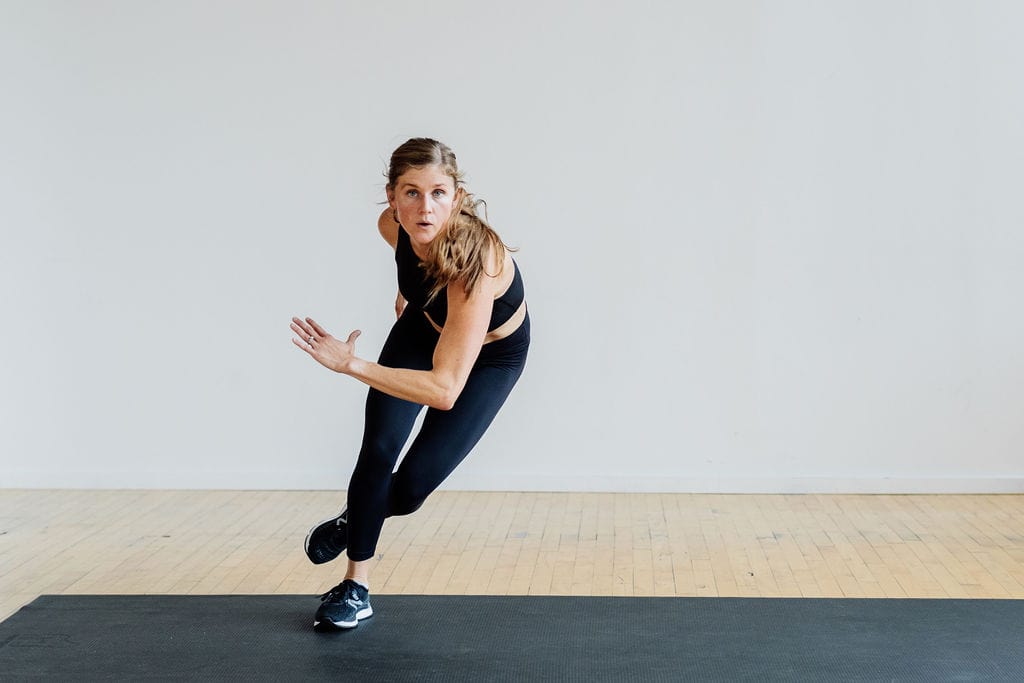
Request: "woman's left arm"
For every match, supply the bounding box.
[291,276,495,411]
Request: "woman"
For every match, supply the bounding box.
[290,138,529,629]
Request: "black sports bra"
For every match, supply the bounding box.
[395,227,525,332]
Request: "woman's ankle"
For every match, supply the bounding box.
[346,558,372,590]
[345,576,369,590]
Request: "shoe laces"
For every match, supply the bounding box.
[319,580,360,603]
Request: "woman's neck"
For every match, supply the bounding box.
[410,241,430,262]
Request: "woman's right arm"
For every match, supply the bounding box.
[377,209,406,318]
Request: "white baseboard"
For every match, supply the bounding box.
[440,474,1024,494]
[2,471,1022,494]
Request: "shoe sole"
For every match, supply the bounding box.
[313,606,373,630]
[304,509,346,564]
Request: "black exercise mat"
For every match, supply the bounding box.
[1,595,1022,681]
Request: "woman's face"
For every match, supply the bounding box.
[388,165,458,248]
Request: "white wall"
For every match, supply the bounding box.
[2,1,1021,493]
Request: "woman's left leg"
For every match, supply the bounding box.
[386,355,527,520]
[340,356,526,586]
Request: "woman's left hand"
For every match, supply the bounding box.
[291,316,361,374]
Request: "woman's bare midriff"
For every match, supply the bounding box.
[423,299,527,344]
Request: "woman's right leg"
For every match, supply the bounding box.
[312,313,434,628]
[344,387,421,568]
[344,310,436,567]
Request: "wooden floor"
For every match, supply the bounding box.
[2,490,1023,621]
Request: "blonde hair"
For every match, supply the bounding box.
[386,138,513,302]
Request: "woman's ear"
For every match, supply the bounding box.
[386,186,396,210]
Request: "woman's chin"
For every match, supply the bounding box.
[408,228,438,245]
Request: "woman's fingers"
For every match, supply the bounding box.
[345,330,362,345]
[293,316,336,345]
[291,317,313,338]
[306,317,330,337]
[290,323,316,347]
[291,336,315,353]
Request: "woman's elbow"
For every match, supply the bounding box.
[430,396,457,411]
[429,378,464,411]
[429,389,458,411]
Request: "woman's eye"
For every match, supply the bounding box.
[432,189,446,197]
[406,190,418,197]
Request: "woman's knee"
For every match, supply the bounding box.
[386,473,431,517]
[351,440,401,485]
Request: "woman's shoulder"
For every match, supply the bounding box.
[377,208,400,249]
[449,239,515,300]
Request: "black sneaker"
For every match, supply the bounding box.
[314,579,373,629]
[304,507,348,565]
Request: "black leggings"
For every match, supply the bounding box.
[345,307,530,561]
